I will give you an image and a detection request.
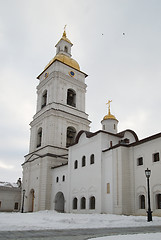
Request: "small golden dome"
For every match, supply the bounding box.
[44,53,80,71]
[103,113,117,120]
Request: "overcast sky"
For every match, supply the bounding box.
[1,0,161,182]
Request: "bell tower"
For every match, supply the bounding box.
[22,28,91,212]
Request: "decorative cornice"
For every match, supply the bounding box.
[37,59,88,79]
[22,151,68,166]
[102,131,161,152]
[31,105,91,126]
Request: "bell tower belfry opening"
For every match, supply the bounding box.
[22,27,91,212]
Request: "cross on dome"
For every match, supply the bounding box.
[63,25,67,37]
[106,100,112,115]
[103,100,118,121]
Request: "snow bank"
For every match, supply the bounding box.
[89,233,161,240]
[0,210,161,231]
[0,182,18,188]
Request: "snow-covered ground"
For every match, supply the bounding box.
[0,211,161,240]
[88,233,161,240]
[0,210,161,231]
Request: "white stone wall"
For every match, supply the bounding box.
[48,128,161,217]
[67,132,103,213]
[101,132,119,149]
[23,153,68,212]
[37,68,87,113]
[51,165,68,211]
[102,150,114,213]
[0,187,21,212]
[101,118,118,134]
[133,138,161,216]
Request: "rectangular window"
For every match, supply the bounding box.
[157,194,161,209]
[153,152,160,162]
[107,183,110,194]
[137,157,143,166]
[14,202,19,210]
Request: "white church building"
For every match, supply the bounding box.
[22,28,161,216]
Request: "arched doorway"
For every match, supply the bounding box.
[55,192,65,212]
[29,189,35,212]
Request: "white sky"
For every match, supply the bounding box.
[1,0,161,182]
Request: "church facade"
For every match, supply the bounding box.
[22,29,161,216]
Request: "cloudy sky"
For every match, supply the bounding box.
[1,0,161,182]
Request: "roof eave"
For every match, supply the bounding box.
[37,59,88,79]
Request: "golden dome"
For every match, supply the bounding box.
[44,53,80,71]
[103,113,117,120]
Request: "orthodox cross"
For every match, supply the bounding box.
[106,100,112,114]
[64,24,67,31]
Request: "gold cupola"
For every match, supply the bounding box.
[101,100,118,134]
[44,26,80,71]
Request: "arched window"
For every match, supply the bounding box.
[82,156,86,167]
[89,196,95,209]
[67,89,76,107]
[41,90,47,109]
[56,177,59,183]
[62,175,65,182]
[66,126,76,147]
[37,127,42,148]
[64,46,68,53]
[139,195,145,209]
[73,197,78,209]
[156,194,161,209]
[74,160,78,169]
[80,197,86,209]
[90,154,94,164]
